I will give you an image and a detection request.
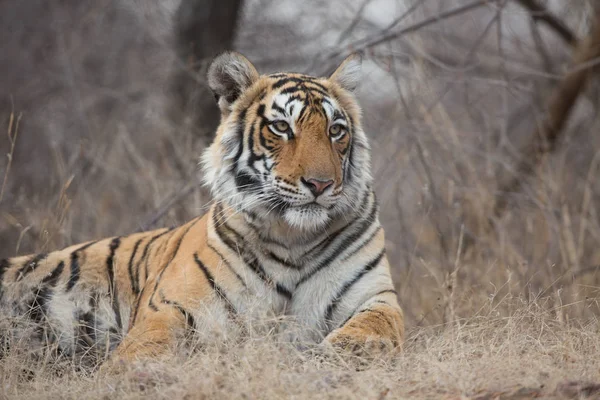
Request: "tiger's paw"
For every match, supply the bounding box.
[323,327,399,359]
[97,356,130,376]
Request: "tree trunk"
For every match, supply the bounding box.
[169,0,243,138]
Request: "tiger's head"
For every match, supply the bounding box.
[202,52,371,232]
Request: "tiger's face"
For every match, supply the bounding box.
[203,52,371,231]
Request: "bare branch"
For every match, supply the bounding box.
[513,0,577,46]
[528,12,555,73]
[316,0,492,75]
[140,181,203,231]
[494,11,600,217]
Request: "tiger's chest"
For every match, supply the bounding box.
[196,243,359,342]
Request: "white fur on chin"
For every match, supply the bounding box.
[283,206,330,232]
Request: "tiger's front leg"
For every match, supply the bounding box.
[324,288,404,357]
[325,256,404,357]
[112,280,190,361]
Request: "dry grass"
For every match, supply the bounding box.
[2,0,600,398]
[2,298,599,399]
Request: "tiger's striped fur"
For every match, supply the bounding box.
[0,52,404,362]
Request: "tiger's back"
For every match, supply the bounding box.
[0,52,404,362]
[0,225,174,356]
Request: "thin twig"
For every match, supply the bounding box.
[424,4,501,113]
[1,99,22,204]
[351,0,491,53]
[528,12,555,74]
[512,0,577,46]
[140,181,202,231]
[333,0,373,47]
[445,224,465,325]
[316,0,492,75]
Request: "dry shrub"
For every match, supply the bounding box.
[2,296,599,399]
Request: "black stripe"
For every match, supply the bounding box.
[346,138,355,183]
[339,137,350,156]
[246,222,289,248]
[280,85,329,98]
[300,189,371,256]
[271,77,300,90]
[267,251,301,269]
[128,238,144,295]
[159,292,195,330]
[107,237,122,330]
[300,219,353,259]
[220,219,270,283]
[271,77,327,91]
[332,109,344,121]
[207,242,246,287]
[213,204,292,299]
[285,94,304,106]
[130,287,145,326]
[0,258,10,302]
[27,261,67,326]
[246,118,261,160]
[276,284,292,300]
[148,299,159,312]
[296,193,377,287]
[258,123,278,153]
[235,171,260,191]
[271,102,285,115]
[28,287,51,324]
[212,205,241,253]
[194,253,237,314]
[341,226,382,261]
[324,251,385,325]
[257,104,265,117]
[338,290,397,329]
[146,235,170,287]
[136,228,172,287]
[231,108,248,171]
[147,219,200,308]
[296,102,309,124]
[258,88,267,100]
[42,261,65,286]
[66,241,99,292]
[16,253,48,281]
[246,116,267,177]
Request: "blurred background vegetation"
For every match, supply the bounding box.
[1,0,600,328]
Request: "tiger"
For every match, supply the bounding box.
[0,52,404,363]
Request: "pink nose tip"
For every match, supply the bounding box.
[301,177,334,197]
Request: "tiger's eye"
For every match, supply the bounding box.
[274,121,289,132]
[329,124,343,137]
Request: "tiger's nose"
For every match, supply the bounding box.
[301,177,334,197]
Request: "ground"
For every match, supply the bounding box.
[2,300,599,399]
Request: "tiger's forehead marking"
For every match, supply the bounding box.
[260,73,346,126]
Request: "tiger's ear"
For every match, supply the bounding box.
[207,52,259,112]
[329,53,362,92]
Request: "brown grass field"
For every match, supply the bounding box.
[2,0,600,398]
[1,299,600,399]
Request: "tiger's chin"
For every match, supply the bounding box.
[282,204,330,232]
